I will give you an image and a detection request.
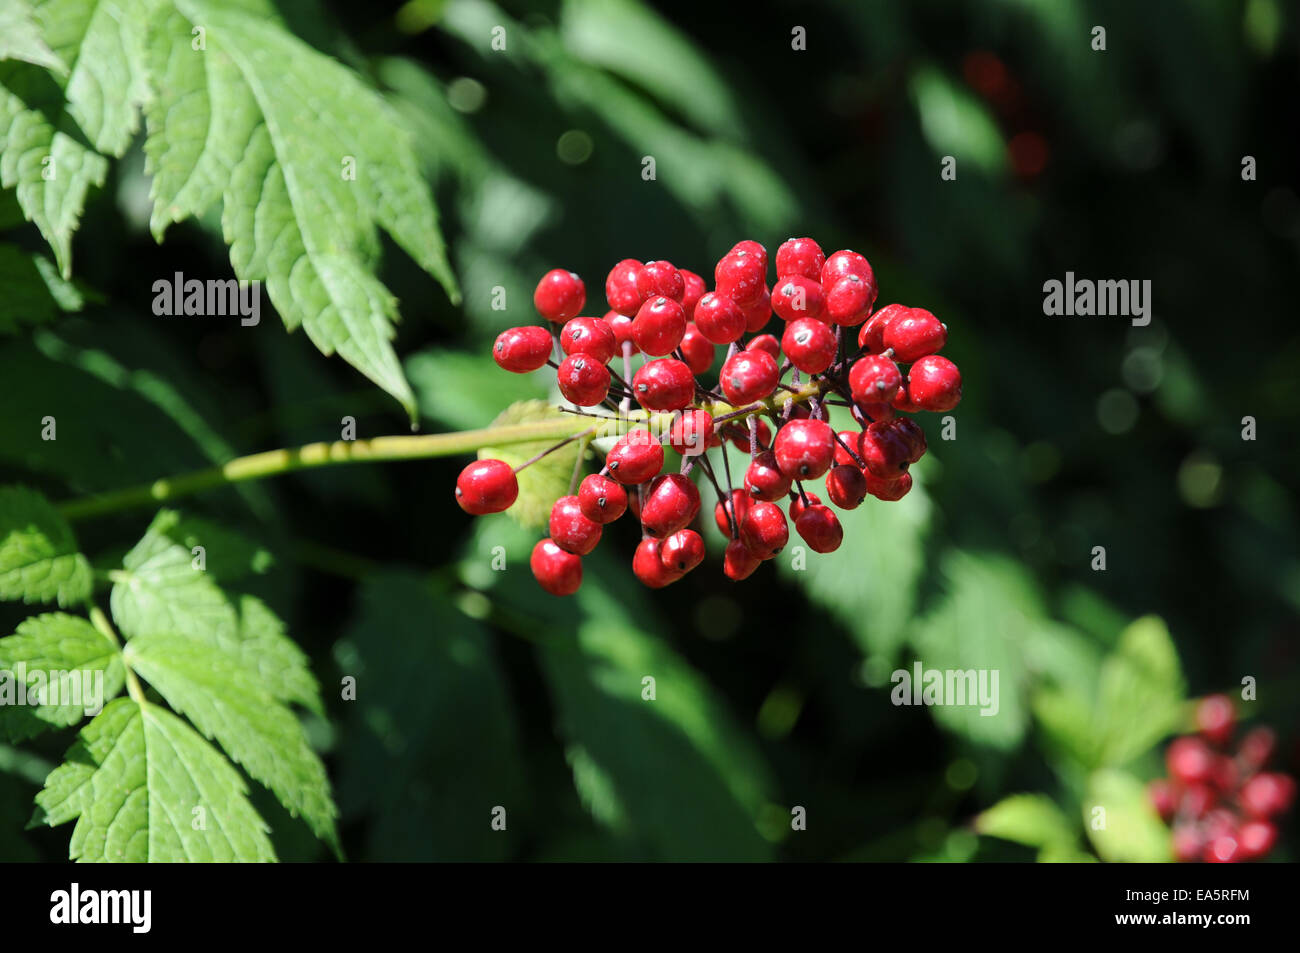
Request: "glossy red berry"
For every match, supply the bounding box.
[1204,834,1241,863]
[660,529,706,573]
[578,473,627,524]
[795,504,843,553]
[740,287,773,332]
[669,409,714,456]
[849,354,902,404]
[549,495,602,555]
[883,307,946,362]
[679,323,715,374]
[788,490,821,523]
[556,354,611,406]
[680,269,706,318]
[1172,826,1204,862]
[775,237,825,281]
[864,469,912,501]
[745,450,792,502]
[858,303,907,353]
[907,355,963,411]
[720,349,779,404]
[636,260,685,302]
[606,429,664,485]
[723,538,762,581]
[1167,736,1214,786]
[820,250,876,304]
[1237,820,1279,860]
[771,275,826,322]
[1240,773,1295,818]
[833,429,863,466]
[890,379,923,413]
[714,489,752,535]
[455,459,519,515]
[693,291,747,344]
[740,501,788,558]
[560,316,617,364]
[825,274,874,325]
[640,473,701,538]
[530,538,582,595]
[493,325,554,373]
[782,317,837,373]
[1147,779,1178,821]
[715,251,767,307]
[729,239,768,269]
[603,310,635,348]
[773,418,836,480]
[746,333,781,360]
[859,420,912,480]
[632,538,682,589]
[605,259,645,316]
[534,269,586,323]
[632,358,695,411]
[1195,694,1235,746]
[632,296,687,356]
[888,417,927,462]
[825,464,868,510]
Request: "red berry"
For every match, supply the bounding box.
[727,418,771,453]
[820,250,875,305]
[493,325,554,373]
[1195,694,1235,746]
[891,379,923,414]
[640,473,701,538]
[605,259,645,317]
[857,400,897,422]
[795,504,843,553]
[833,429,863,466]
[578,473,627,524]
[825,464,867,509]
[1167,736,1214,786]
[1147,779,1177,821]
[858,303,907,353]
[728,240,768,269]
[782,317,837,373]
[720,350,779,405]
[1239,727,1276,771]
[740,501,788,558]
[740,287,773,332]
[606,429,664,484]
[636,260,685,303]
[1240,772,1295,818]
[679,323,715,375]
[455,459,519,514]
[788,490,821,523]
[883,307,946,362]
[660,529,706,573]
[693,291,747,344]
[887,417,927,462]
[669,409,714,456]
[560,316,617,364]
[603,310,635,348]
[632,538,682,589]
[723,538,762,581]
[1237,820,1278,860]
[632,296,687,356]
[775,237,825,281]
[849,354,902,404]
[1180,783,1216,817]
[548,495,602,555]
[825,274,874,325]
[534,269,585,323]
[1203,834,1241,863]
[556,353,611,406]
[1172,825,1204,862]
[680,269,706,318]
[746,333,781,360]
[773,418,836,480]
[745,450,793,502]
[530,538,582,595]
[714,489,752,535]
[715,251,767,307]
[907,356,962,412]
[632,358,695,411]
[864,469,912,502]
[771,275,826,322]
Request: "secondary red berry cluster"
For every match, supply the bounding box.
[1148,694,1294,862]
[455,238,964,596]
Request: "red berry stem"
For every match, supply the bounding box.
[829,426,868,469]
[511,426,598,474]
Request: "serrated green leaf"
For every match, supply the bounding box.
[0,0,66,73]
[124,632,338,852]
[479,400,583,529]
[148,510,275,584]
[33,697,276,861]
[0,612,124,741]
[0,485,92,607]
[976,793,1076,850]
[1084,768,1172,863]
[1092,615,1185,766]
[143,0,459,418]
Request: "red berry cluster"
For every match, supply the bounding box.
[455,238,964,596]
[1148,694,1294,862]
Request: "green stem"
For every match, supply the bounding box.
[89,604,147,705]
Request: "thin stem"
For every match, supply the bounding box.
[513,427,596,474]
[89,604,146,704]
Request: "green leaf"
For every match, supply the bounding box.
[149,510,275,585]
[0,612,124,741]
[407,347,547,431]
[0,1,65,74]
[976,793,1076,850]
[909,64,1006,176]
[1083,768,1172,863]
[143,0,459,418]
[0,485,92,607]
[478,400,583,529]
[1092,615,1185,766]
[33,697,276,861]
[124,632,338,852]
